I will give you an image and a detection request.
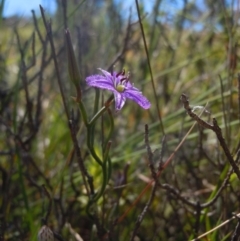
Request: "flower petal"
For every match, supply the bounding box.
[98,68,112,79]
[86,75,115,91]
[114,92,126,110]
[123,89,151,109]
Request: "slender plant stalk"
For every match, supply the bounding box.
[135,0,165,135]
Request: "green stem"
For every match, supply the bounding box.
[102,109,114,182]
[103,141,111,162]
[103,142,112,182]
[78,100,88,126]
[83,94,114,203]
[79,98,103,166]
[93,143,111,202]
[103,109,114,152]
[88,89,100,147]
[93,89,100,114]
[89,96,114,125]
[87,125,103,166]
[106,156,112,182]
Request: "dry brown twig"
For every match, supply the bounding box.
[129,124,159,241]
[180,93,240,180]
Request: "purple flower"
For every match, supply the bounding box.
[86,69,151,110]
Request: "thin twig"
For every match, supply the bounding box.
[108,8,132,70]
[219,74,229,141]
[69,110,94,196]
[190,213,240,241]
[180,93,240,180]
[65,223,84,241]
[144,124,156,178]
[130,125,159,240]
[40,5,69,120]
[35,36,48,128]
[231,214,240,241]
[135,0,165,135]
[41,185,52,224]
[32,10,44,44]
[61,0,68,29]
[130,182,157,241]
[114,107,200,226]
[160,167,232,209]
[14,28,34,131]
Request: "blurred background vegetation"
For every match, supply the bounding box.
[0,0,240,240]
